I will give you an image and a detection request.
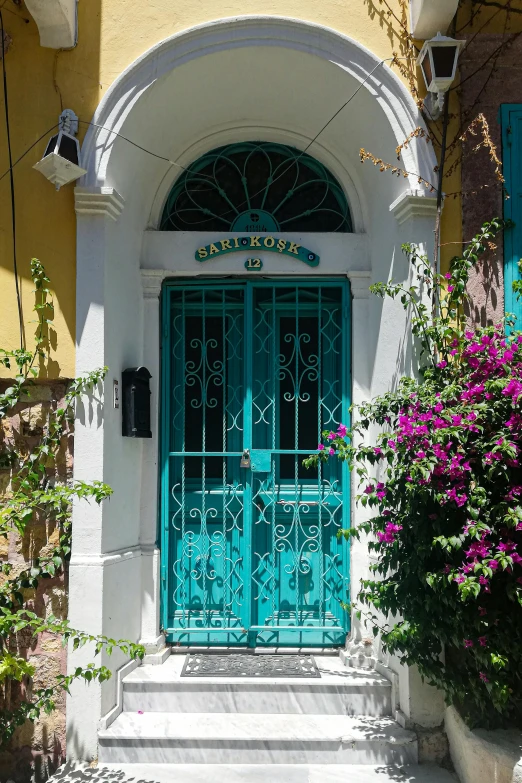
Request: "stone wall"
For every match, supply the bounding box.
[0,381,73,783]
[460,32,522,326]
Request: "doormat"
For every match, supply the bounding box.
[180,653,321,678]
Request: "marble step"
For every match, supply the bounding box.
[95,764,457,783]
[98,713,418,765]
[122,655,392,716]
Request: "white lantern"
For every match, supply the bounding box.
[417,32,464,118]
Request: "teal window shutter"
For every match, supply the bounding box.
[502,104,522,330]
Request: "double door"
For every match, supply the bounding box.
[160,280,350,646]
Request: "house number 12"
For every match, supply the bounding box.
[245,258,263,270]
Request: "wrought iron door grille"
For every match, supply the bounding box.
[161,281,351,647]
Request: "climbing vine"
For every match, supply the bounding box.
[0,260,144,748]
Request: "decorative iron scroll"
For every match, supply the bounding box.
[160,142,352,233]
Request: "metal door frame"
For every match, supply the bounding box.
[159,278,351,646]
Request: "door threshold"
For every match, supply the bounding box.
[169,646,342,656]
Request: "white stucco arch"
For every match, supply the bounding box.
[69,15,441,761]
[80,15,436,193]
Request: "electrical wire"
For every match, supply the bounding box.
[0,123,58,185]
[1,56,401,226]
[77,57,395,221]
[0,8,23,350]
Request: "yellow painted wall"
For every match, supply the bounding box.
[0,0,471,377]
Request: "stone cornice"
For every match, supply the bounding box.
[74,187,125,221]
[25,0,77,49]
[410,0,459,39]
[389,190,438,225]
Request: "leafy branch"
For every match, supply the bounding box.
[0,260,141,749]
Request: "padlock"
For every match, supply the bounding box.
[240,449,251,469]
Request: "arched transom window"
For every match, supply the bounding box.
[160,142,353,233]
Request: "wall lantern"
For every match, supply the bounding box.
[417,32,464,119]
[33,108,87,190]
[122,367,152,438]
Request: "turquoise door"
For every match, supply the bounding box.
[160,280,350,647]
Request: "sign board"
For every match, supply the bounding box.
[195,236,320,267]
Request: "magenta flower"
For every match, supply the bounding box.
[376,482,387,500]
[464,639,473,648]
[364,484,375,495]
[377,521,403,545]
[479,672,489,684]
[447,285,454,293]
[437,360,448,369]
[374,447,383,456]
[478,636,487,647]
[327,432,336,441]
[318,444,325,451]
[337,423,348,438]
[478,606,487,616]
[488,560,499,570]
[445,273,452,280]
[329,447,335,456]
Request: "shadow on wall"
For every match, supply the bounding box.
[0,3,102,781]
[0,0,102,377]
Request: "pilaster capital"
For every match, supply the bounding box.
[74,187,125,221]
[347,271,371,299]
[141,270,167,299]
[389,190,438,225]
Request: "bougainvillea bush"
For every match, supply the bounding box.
[307,218,522,727]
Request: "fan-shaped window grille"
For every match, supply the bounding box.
[160,142,352,233]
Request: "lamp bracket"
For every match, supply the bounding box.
[59,108,79,136]
[423,92,445,122]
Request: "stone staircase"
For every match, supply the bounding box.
[97,653,457,782]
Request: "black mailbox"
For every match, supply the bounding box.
[122,367,152,438]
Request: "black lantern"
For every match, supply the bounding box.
[122,367,152,438]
